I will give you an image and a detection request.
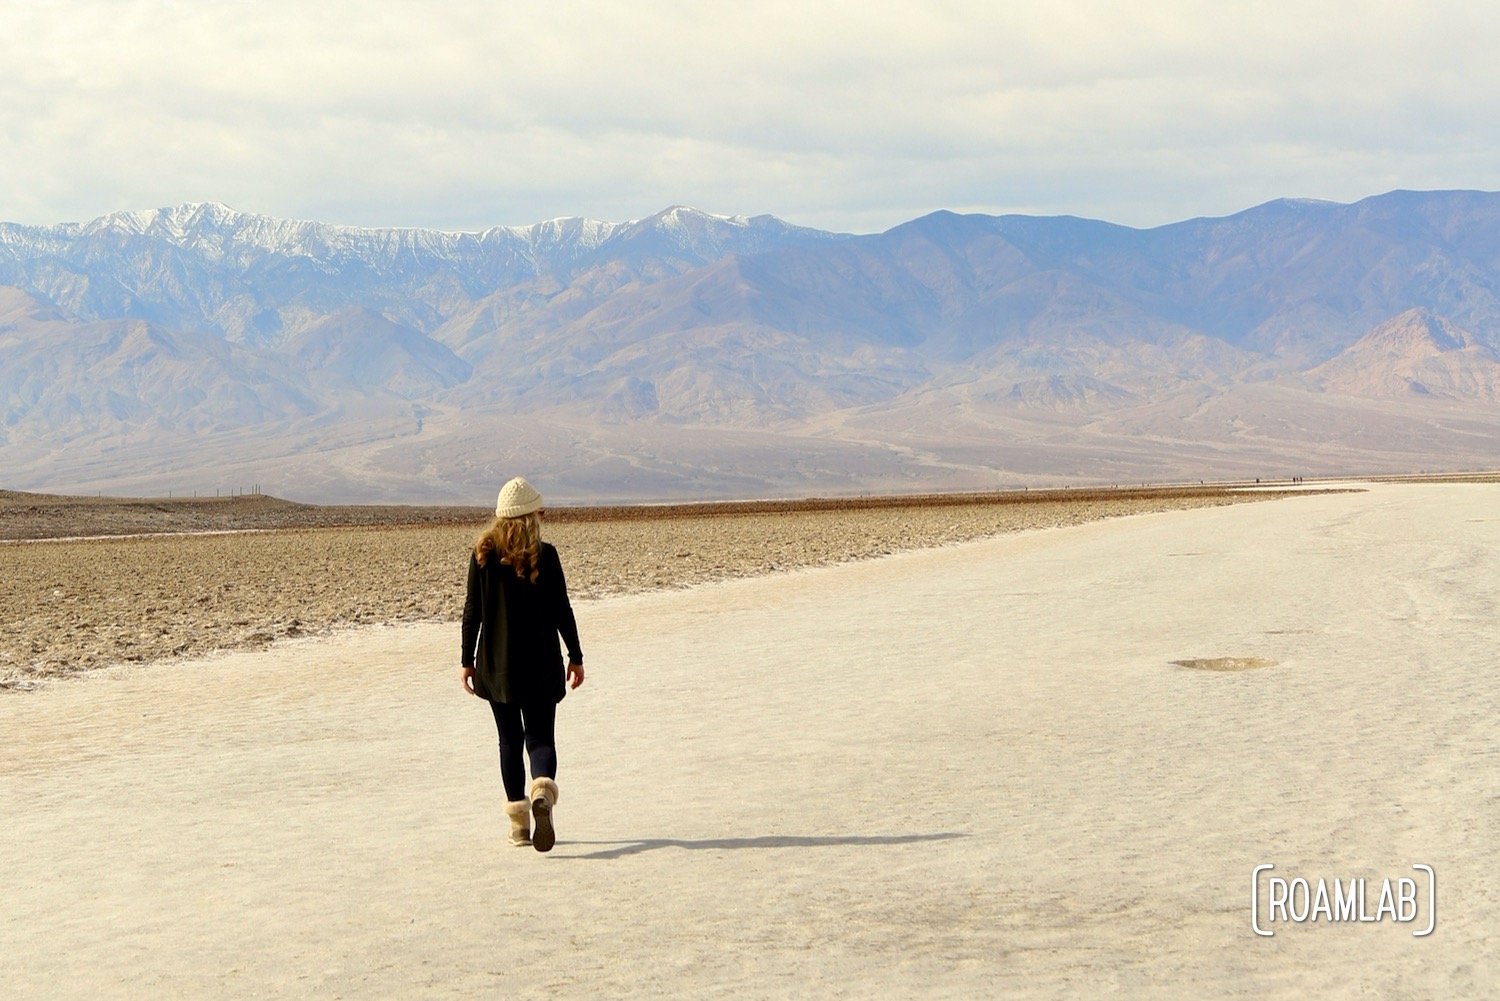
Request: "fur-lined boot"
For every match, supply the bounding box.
[529,776,559,853]
[503,799,532,848]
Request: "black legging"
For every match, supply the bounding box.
[490,700,557,801]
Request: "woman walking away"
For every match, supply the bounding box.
[461,477,585,853]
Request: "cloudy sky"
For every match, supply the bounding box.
[4,0,1499,234]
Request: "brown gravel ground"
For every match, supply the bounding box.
[0,489,488,540]
[0,486,1330,689]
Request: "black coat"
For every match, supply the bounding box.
[461,542,583,705]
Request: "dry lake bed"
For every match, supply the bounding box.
[2,480,1496,998]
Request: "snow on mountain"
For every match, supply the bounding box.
[0,201,827,278]
[5,191,1500,501]
[0,202,844,348]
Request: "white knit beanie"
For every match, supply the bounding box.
[494,476,543,519]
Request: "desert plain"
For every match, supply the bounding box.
[1,479,1497,997]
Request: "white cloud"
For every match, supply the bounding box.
[3,0,1500,232]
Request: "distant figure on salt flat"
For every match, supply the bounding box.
[460,476,585,853]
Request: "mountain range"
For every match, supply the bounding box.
[3,191,1500,502]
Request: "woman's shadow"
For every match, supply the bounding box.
[562,832,964,860]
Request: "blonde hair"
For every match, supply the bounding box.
[475,512,542,582]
